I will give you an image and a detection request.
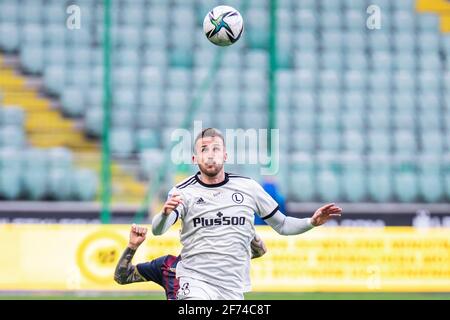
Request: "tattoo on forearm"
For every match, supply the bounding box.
[114,247,145,284]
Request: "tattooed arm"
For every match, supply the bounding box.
[114,224,148,285]
[114,247,146,284]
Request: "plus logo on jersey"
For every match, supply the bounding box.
[193,211,246,228]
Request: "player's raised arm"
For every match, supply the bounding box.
[114,224,147,285]
[253,180,342,235]
[152,189,183,235]
[263,204,342,235]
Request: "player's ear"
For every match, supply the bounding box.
[192,154,197,164]
[223,151,228,163]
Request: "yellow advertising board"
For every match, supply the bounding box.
[0,224,449,292]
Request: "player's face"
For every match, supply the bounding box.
[193,137,227,177]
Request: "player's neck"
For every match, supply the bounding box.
[199,170,226,185]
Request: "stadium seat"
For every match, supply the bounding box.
[61,87,85,117]
[418,155,443,202]
[0,169,21,200]
[341,153,367,202]
[288,153,316,201]
[393,156,419,202]
[48,169,72,200]
[71,169,98,201]
[110,128,136,158]
[316,169,342,201]
[368,154,393,202]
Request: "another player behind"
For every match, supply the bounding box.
[152,128,343,300]
[114,224,267,300]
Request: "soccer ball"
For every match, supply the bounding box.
[203,5,244,46]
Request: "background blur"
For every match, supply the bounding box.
[0,0,449,299]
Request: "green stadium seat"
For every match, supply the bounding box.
[0,126,25,148]
[418,33,440,54]
[393,11,415,31]
[342,154,367,202]
[419,53,442,71]
[139,89,164,109]
[44,24,66,46]
[48,147,73,170]
[84,107,103,137]
[344,70,366,91]
[343,131,365,153]
[344,91,366,111]
[48,169,72,200]
[0,107,24,127]
[319,91,342,112]
[294,51,318,70]
[20,44,44,74]
[392,52,417,71]
[322,31,343,51]
[0,23,19,52]
[143,27,167,49]
[294,31,317,52]
[394,130,417,155]
[368,34,390,53]
[294,10,317,30]
[113,49,140,67]
[72,169,98,201]
[44,4,67,25]
[113,67,139,90]
[321,52,344,71]
[393,33,415,53]
[341,112,364,131]
[0,169,21,200]
[318,131,341,152]
[344,11,366,31]
[320,12,342,30]
[393,156,419,202]
[418,155,443,202]
[288,153,315,201]
[369,71,391,91]
[418,14,440,31]
[343,0,366,10]
[320,70,341,90]
[61,87,85,117]
[21,24,44,45]
[345,52,368,70]
[0,2,18,23]
[244,70,268,90]
[368,154,393,202]
[139,148,165,179]
[291,131,314,152]
[393,71,416,92]
[113,88,138,110]
[44,66,65,95]
[110,128,136,158]
[167,69,192,90]
[368,131,391,153]
[23,170,47,200]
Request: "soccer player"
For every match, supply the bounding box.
[151,128,343,300]
[114,224,267,300]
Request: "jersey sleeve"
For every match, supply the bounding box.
[167,187,186,222]
[252,180,280,220]
[136,256,166,286]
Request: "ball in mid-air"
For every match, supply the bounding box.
[203,5,244,46]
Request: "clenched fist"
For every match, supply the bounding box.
[128,224,147,250]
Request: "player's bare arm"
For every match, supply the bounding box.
[114,224,147,285]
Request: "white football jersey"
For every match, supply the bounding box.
[168,172,279,292]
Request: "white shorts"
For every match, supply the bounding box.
[177,276,244,300]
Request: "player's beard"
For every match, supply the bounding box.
[198,161,224,178]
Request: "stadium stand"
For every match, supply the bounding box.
[0,0,449,204]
